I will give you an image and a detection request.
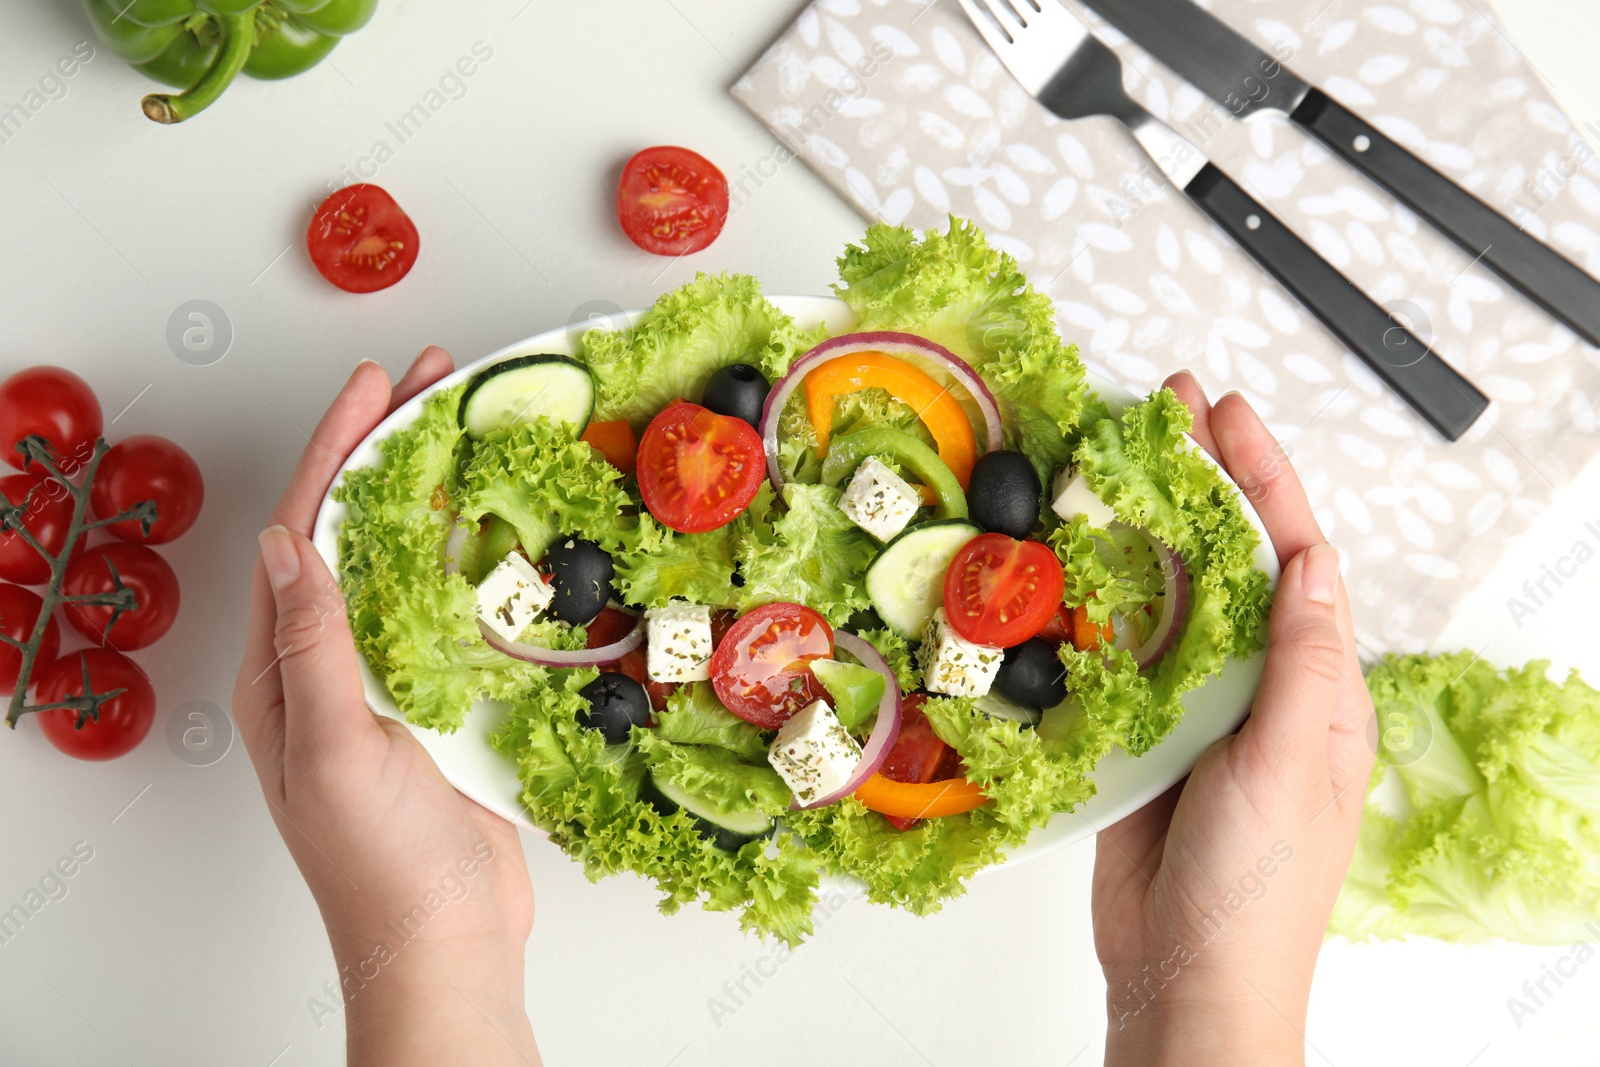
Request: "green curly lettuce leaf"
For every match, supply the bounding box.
[1331,653,1600,945]
[1070,389,1272,754]
[612,514,740,609]
[852,627,922,693]
[834,217,1098,481]
[637,732,792,817]
[491,670,821,945]
[577,273,821,431]
[456,419,632,563]
[336,386,549,731]
[774,386,933,486]
[734,483,876,625]
[653,683,771,761]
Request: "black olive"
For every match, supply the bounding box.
[578,672,650,744]
[968,451,1042,540]
[545,538,614,625]
[994,637,1067,711]
[702,364,771,428]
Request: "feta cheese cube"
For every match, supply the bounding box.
[1050,466,1117,529]
[838,455,921,541]
[919,607,1004,698]
[768,699,863,805]
[645,601,713,683]
[476,553,553,642]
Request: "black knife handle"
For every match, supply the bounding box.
[1186,163,1487,440]
[1291,87,1600,346]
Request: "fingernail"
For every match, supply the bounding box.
[356,358,381,369]
[1301,543,1340,605]
[1217,389,1242,404]
[259,525,301,591]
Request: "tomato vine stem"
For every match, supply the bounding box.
[2,435,156,729]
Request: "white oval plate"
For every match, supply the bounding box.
[311,296,1278,869]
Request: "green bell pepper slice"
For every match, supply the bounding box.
[81,0,378,123]
[820,427,969,520]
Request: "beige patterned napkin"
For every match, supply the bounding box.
[733,0,1600,653]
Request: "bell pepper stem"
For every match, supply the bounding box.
[141,12,256,124]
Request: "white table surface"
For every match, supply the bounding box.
[2,2,1598,1065]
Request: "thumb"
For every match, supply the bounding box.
[258,524,375,755]
[1243,542,1354,761]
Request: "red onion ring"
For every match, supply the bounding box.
[443,515,646,668]
[1118,530,1189,670]
[759,331,1005,496]
[477,614,644,668]
[791,630,904,810]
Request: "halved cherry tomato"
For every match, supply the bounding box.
[1070,603,1114,651]
[710,602,833,729]
[34,649,156,761]
[584,606,638,649]
[0,473,79,585]
[617,146,729,256]
[307,183,420,294]
[1035,602,1075,645]
[870,696,973,828]
[0,367,102,474]
[0,583,59,692]
[803,353,978,487]
[943,533,1065,648]
[580,419,638,475]
[636,402,764,533]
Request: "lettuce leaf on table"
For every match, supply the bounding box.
[1332,653,1600,945]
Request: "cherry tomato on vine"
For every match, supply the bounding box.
[0,472,78,585]
[0,366,102,473]
[307,183,420,293]
[636,402,764,534]
[710,602,833,729]
[617,146,729,256]
[35,649,156,761]
[89,435,204,544]
[942,533,1065,648]
[0,584,59,693]
[63,543,180,651]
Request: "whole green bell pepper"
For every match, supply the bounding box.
[81,0,378,123]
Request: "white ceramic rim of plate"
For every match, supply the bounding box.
[310,295,1279,872]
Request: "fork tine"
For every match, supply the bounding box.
[956,0,1017,48]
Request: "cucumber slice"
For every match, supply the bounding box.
[865,519,982,637]
[820,426,968,520]
[643,772,775,852]
[458,355,595,439]
[975,691,1043,728]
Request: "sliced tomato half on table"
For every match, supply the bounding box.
[617,145,729,256]
[942,533,1066,648]
[855,696,986,829]
[307,183,420,294]
[710,602,832,729]
[636,402,764,533]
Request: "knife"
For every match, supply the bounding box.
[959,0,1488,440]
[1079,0,1600,347]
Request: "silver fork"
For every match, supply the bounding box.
[956,0,1488,442]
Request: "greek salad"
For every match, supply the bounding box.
[334,220,1272,944]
